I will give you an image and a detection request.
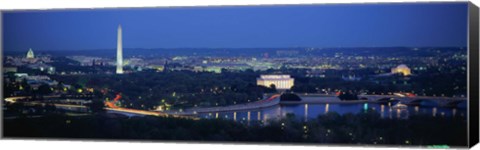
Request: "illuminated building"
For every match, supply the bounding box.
[257,74,294,90]
[3,66,17,73]
[203,64,251,73]
[391,64,411,76]
[116,25,124,74]
[147,65,165,72]
[342,74,361,81]
[26,48,35,59]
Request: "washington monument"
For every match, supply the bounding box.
[116,24,124,74]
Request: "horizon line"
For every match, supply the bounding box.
[3,46,467,52]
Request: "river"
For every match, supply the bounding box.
[196,102,467,123]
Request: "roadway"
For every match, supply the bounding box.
[3,96,197,119]
[179,94,281,115]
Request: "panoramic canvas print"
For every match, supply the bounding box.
[2,2,470,148]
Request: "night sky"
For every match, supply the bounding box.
[3,2,468,51]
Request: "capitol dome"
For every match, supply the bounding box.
[26,48,35,59]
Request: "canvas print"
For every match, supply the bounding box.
[1,2,470,148]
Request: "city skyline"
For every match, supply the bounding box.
[3,3,468,51]
[2,2,472,146]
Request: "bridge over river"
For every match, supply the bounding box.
[174,94,282,115]
[178,94,467,115]
[358,94,466,107]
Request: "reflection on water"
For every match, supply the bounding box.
[325,104,329,114]
[233,112,237,121]
[304,104,308,122]
[197,103,467,123]
[249,111,252,125]
[380,104,385,118]
[257,111,261,121]
[389,107,393,119]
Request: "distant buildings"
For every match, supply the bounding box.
[391,64,411,76]
[68,56,108,66]
[14,73,28,80]
[342,75,361,81]
[13,73,58,89]
[28,64,56,74]
[149,65,165,72]
[257,74,294,90]
[201,64,251,73]
[116,24,124,74]
[26,48,35,59]
[306,69,326,78]
[3,66,17,73]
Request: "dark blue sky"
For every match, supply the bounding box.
[3,2,468,51]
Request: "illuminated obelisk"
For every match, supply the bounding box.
[116,24,124,74]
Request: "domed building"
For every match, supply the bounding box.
[26,48,35,59]
[256,74,294,90]
[391,64,411,76]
